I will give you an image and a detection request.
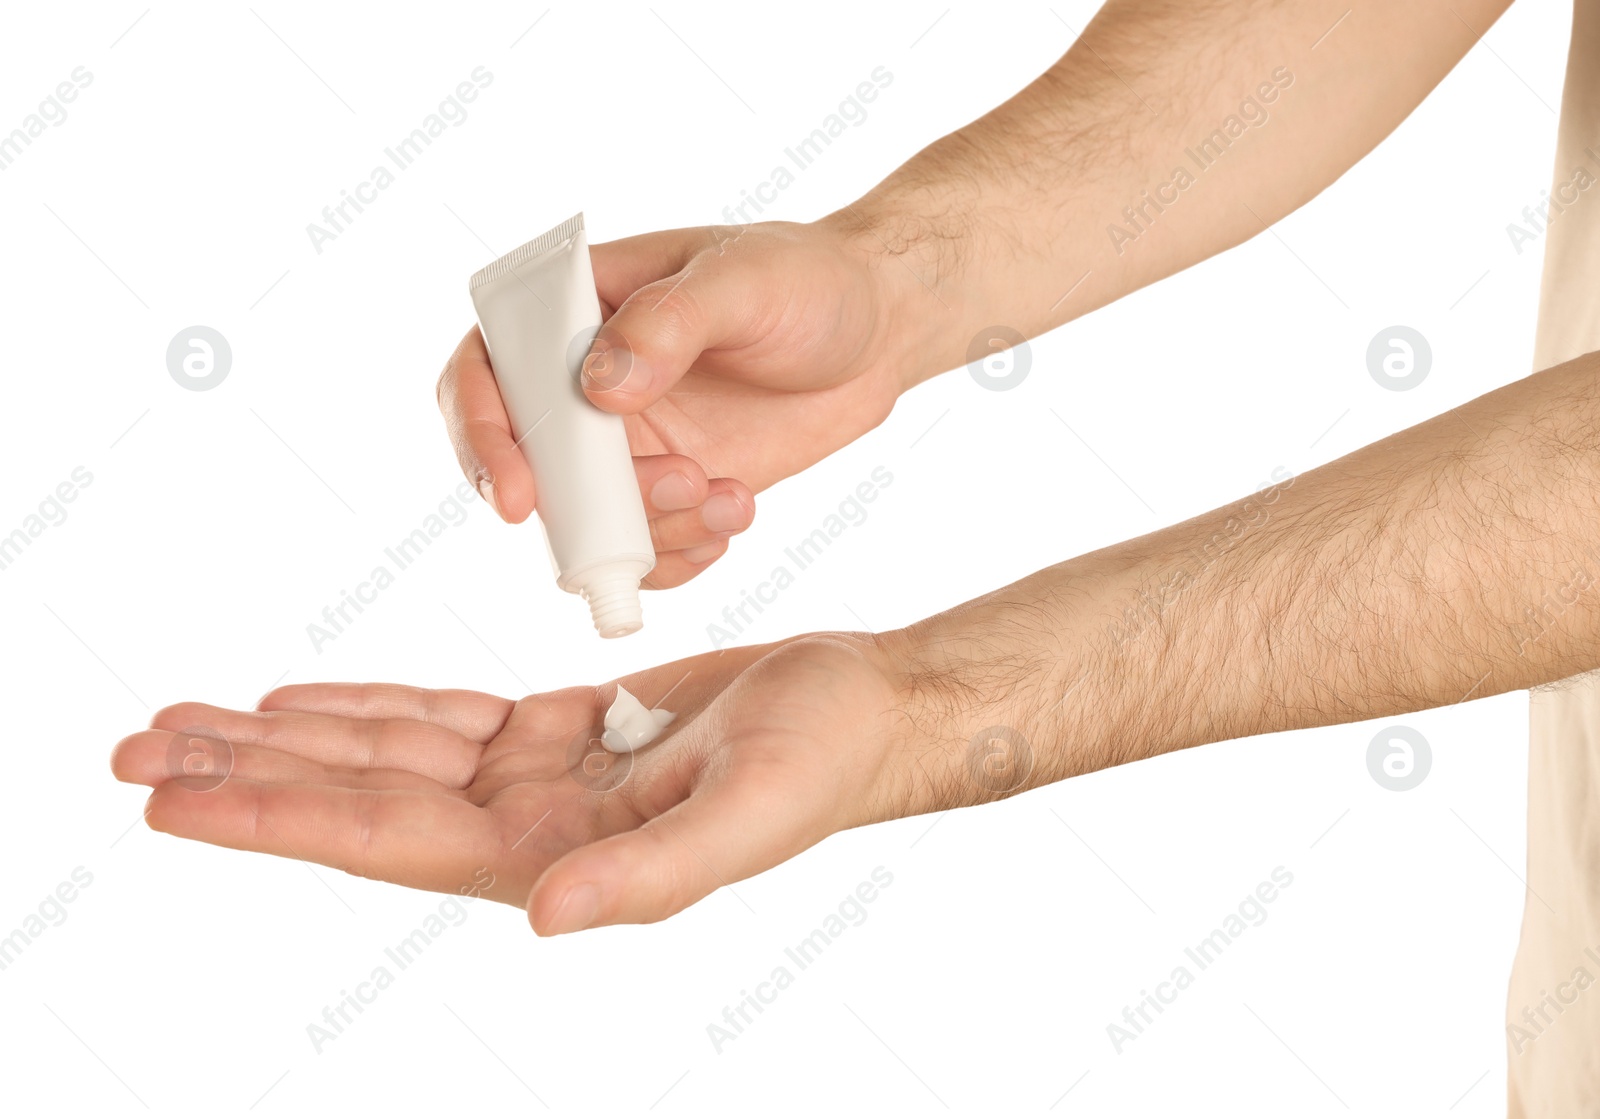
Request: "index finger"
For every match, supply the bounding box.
[145,778,519,900]
[437,326,537,524]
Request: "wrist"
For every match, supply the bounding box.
[872,509,1265,816]
[870,572,1105,817]
[813,196,977,393]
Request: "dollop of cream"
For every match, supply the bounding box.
[599,685,675,753]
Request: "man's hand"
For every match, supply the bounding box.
[116,346,1600,931]
[438,1,1510,591]
[438,220,921,589]
[112,634,931,934]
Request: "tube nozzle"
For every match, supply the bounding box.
[582,577,643,638]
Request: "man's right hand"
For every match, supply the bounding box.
[439,0,1508,593]
[437,219,932,588]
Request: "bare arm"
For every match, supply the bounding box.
[438,0,1514,587]
[884,349,1600,805]
[839,0,1516,383]
[119,350,1600,931]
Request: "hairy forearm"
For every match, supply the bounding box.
[826,0,1512,383]
[879,349,1600,811]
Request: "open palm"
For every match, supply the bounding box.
[112,634,909,934]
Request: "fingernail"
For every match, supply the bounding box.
[582,342,637,394]
[681,541,726,564]
[650,472,699,512]
[544,882,601,935]
[476,474,500,518]
[701,491,751,534]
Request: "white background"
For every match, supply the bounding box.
[0,2,1570,1115]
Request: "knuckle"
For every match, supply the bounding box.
[646,516,668,552]
[635,275,702,336]
[150,701,203,730]
[435,360,455,411]
[641,831,700,919]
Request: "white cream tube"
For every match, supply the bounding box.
[470,214,654,638]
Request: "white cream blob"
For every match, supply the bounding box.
[599,685,675,753]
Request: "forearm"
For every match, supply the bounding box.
[880,349,1600,810]
[826,0,1512,383]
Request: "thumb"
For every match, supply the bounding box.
[580,263,754,415]
[527,761,824,935]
